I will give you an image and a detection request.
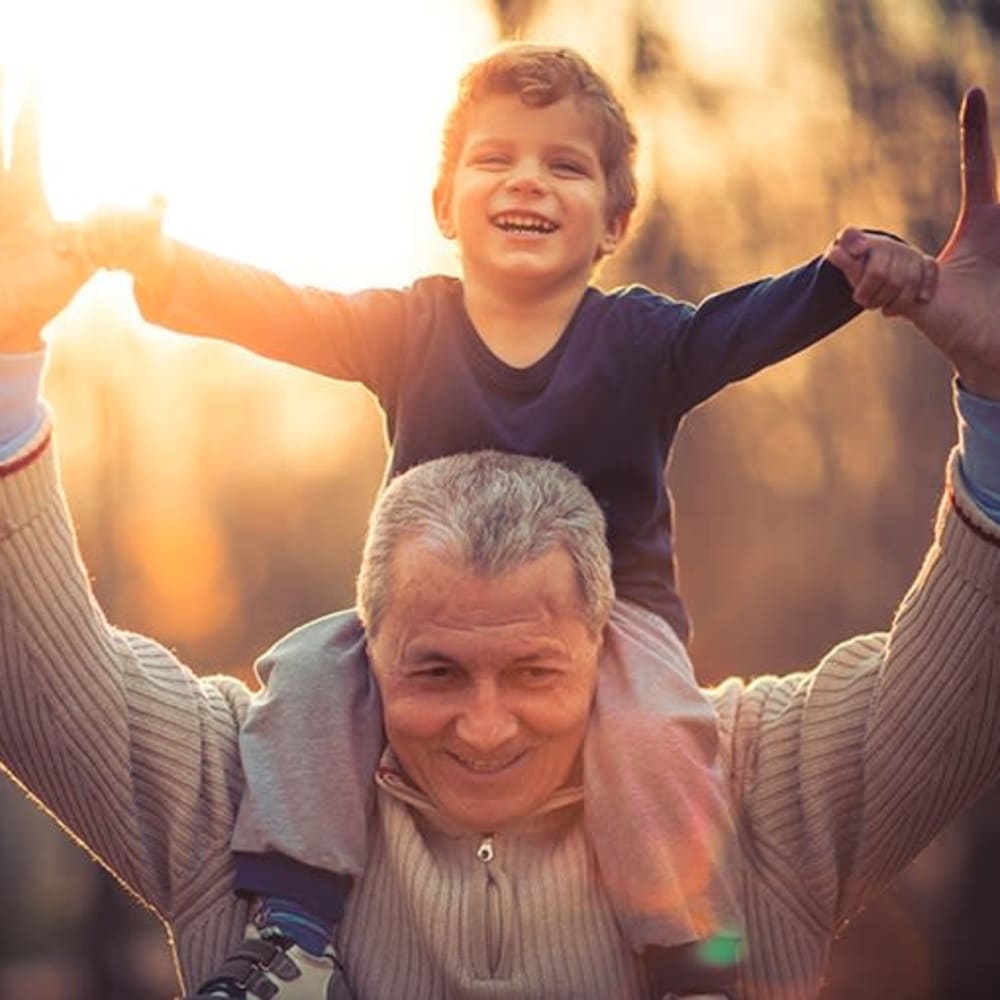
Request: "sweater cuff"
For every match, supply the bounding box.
[942,448,1000,597]
[0,412,56,539]
[0,351,47,460]
[955,380,1000,521]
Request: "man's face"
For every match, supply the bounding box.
[434,93,628,299]
[368,539,601,833]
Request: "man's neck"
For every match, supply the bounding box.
[462,278,591,369]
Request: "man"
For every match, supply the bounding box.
[2,82,1000,1000]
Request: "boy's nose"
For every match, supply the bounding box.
[506,164,545,195]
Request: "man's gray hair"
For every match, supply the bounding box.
[357,451,614,637]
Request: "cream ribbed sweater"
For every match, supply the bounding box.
[2,424,1000,1000]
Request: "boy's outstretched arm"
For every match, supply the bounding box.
[67,201,403,386]
[824,228,939,317]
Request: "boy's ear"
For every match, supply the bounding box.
[433,184,456,240]
[599,210,631,256]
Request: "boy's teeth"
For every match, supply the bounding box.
[495,213,557,233]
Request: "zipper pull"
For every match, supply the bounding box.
[476,834,495,863]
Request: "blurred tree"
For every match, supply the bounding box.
[487,0,546,36]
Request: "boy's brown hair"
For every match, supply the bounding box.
[435,43,639,226]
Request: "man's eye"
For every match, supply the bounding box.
[515,666,558,685]
[415,665,459,682]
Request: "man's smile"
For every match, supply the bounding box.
[445,747,530,774]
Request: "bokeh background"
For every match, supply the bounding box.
[1,0,999,996]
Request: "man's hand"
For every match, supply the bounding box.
[0,73,94,352]
[910,87,1000,399]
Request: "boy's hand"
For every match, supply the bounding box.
[72,196,176,287]
[824,228,939,317]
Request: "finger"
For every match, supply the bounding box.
[54,222,91,263]
[79,209,123,267]
[854,273,890,310]
[852,245,893,308]
[824,242,866,287]
[833,226,870,259]
[960,86,997,208]
[10,78,48,212]
[916,256,939,305]
[0,67,6,171]
[882,253,922,317]
[149,193,168,237]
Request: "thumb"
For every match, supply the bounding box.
[960,87,997,210]
[829,226,870,259]
[150,193,168,224]
[824,227,869,289]
[9,78,49,216]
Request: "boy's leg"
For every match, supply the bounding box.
[233,608,384,876]
[584,599,744,958]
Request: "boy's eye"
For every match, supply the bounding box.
[471,153,510,168]
[551,160,588,176]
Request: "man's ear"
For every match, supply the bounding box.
[365,640,382,685]
[433,184,456,240]
[599,210,631,257]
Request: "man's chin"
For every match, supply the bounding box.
[432,765,539,830]
[438,795,534,833]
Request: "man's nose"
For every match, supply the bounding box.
[454,682,518,751]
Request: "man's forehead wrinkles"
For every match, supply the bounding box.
[405,630,567,659]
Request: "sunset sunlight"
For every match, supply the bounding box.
[0,0,498,654]
[2,0,494,286]
[4,2,1000,998]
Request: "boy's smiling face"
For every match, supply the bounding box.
[434,94,629,299]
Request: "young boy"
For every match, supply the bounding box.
[79,43,934,992]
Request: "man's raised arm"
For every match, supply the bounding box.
[727,88,1000,992]
[0,79,249,949]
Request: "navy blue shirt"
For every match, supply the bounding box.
[141,249,861,641]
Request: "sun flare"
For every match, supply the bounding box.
[2,0,494,287]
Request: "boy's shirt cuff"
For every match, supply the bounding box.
[0,351,47,461]
[956,379,1000,523]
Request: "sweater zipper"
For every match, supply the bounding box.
[476,834,503,975]
[476,833,495,864]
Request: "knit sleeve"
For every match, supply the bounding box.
[0,422,250,922]
[719,449,1000,933]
